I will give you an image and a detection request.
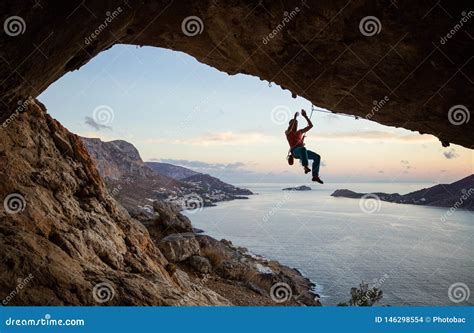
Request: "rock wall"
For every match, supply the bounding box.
[0,0,472,306]
[0,0,472,147]
[0,100,229,305]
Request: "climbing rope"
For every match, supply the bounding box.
[310,104,316,119]
[309,103,359,120]
[285,104,358,162]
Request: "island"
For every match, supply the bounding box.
[331,174,474,210]
[282,185,312,191]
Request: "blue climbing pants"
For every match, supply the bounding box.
[292,146,321,177]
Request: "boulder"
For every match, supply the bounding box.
[196,235,232,255]
[216,260,251,280]
[153,200,193,234]
[0,102,229,305]
[158,233,200,262]
[188,255,212,273]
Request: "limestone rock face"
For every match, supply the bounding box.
[0,101,228,305]
[0,0,472,147]
[153,201,193,234]
[81,138,157,180]
[158,233,201,263]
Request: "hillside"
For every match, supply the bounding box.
[82,138,252,216]
[147,162,199,180]
[0,100,319,306]
[82,137,188,215]
[146,162,253,196]
[182,174,253,196]
[331,175,474,210]
[83,139,157,180]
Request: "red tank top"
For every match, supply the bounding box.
[286,130,304,148]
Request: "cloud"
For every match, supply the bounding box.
[148,158,260,183]
[141,131,277,146]
[315,131,436,142]
[85,116,112,130]
[400,160,409,164]
[150,158,246,171]
[443,148,459,159]
[142,130,435,147]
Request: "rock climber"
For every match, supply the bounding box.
[285,109,324,184]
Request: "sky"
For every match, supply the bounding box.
[38,45,472,184]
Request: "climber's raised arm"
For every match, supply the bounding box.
[300,109,313,133]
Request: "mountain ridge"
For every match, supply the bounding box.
[81,137,253,216]
[331,174,474,210]
[146,162,200,180]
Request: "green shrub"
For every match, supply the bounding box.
[338,281,383,306]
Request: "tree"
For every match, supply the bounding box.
[338,281,383,306]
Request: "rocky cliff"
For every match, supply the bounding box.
[0,101,228,305]
[83,138,170,181]
[81,137,187,216]
[82,137,252,216]
[0,100,318,305]
[0,0,472,147]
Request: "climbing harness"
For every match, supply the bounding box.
[285,103,359,164]
[286,105,314,164]
[285,103,358,164]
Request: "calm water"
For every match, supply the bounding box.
[185,183,474,306]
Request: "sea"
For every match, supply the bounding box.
[184,182,473,306]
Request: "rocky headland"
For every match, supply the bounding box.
[331,175,474,210]
[0,101,319,305]
[283,185,312,191]
[82,137,253,218]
